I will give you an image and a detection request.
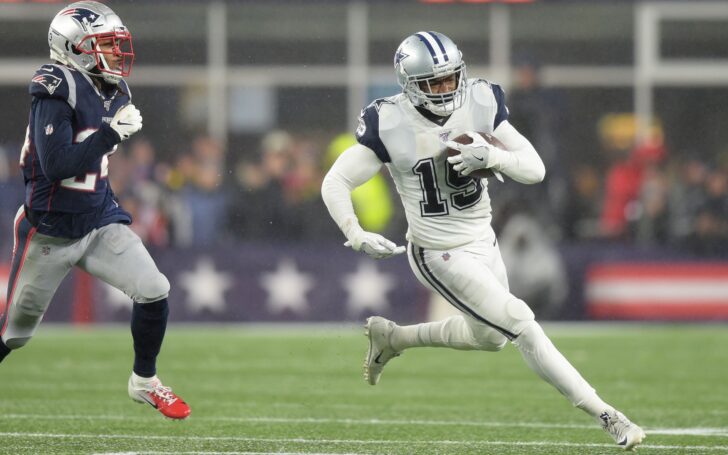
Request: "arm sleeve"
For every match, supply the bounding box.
[33,97,120,181]
[488,120,546,184]
[321,143,384,238]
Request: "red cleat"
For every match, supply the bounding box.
[128,373,191,420]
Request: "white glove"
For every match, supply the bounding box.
[344,227,406,259]
[445,132,494,176]
[110,103,143,141]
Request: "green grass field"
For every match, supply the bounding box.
[1,323,727,454]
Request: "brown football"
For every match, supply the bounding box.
[446,131,506,179]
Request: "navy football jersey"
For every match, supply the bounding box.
[21,64,131,239]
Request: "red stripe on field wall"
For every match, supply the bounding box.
[72,270,94,324]
[587,263,728,280]
[586,262,728,320]
[0,264,9,313]
[589,302,728,320]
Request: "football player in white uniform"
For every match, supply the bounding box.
[321,31,645,450]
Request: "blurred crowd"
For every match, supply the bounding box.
[489,111,728,258]
[557,113,728,258]
[105,130,342,248]
[0,114,727,259]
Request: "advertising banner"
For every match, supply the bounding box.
[586,263,728,320]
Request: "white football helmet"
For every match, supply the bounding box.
[394,31,467,116]
[48,1,134,85]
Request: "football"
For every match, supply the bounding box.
[445,131,506,179]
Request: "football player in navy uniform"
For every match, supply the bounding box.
[322,31,645,449]
[0,1,190,419]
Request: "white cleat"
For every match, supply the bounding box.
[599,410,646,450]
[363,316,401,385]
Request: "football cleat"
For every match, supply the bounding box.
[363,316,401,385]
[128,373,191,420]
[599,409,646,450]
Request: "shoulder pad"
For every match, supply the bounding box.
[470,78,490,88]
[375,96,402,133]
[355,98,396,163]
[470,79,509,129]
[29,64,73,101]
[470,78,494,105]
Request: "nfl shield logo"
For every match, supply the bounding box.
[45,124,54,135]
[104,100,112,111]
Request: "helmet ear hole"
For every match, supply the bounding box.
[71,44,83,55]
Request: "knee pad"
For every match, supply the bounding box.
[3,284,53,349]
[506,298,535,335]
[3,335,31,350]
[135,272,170,303]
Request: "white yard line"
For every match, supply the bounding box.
[650,428,728,437]
[92,453,359,455]
[2,432,728,452]
[2,413,728,437]
[0,413,593,429]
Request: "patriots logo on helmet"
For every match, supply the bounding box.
[61,8,103,31]
[32,74,62,95]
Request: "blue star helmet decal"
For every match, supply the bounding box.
[394,49,409,68]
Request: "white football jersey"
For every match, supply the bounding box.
[356,78,509,249]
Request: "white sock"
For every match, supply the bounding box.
[131,372,158,386]
[513,322,613,418]
[390,315,485,351]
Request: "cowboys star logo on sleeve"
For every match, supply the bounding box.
[32,74,62,95]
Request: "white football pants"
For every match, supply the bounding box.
[396,237,611,416]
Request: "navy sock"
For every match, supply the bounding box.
[131,298,169,377]
[0,338,10,363]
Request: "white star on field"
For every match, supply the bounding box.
[343,261,396,316]
[178,257,233,314]
[260,259,314,315]
[103,282,132,310]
